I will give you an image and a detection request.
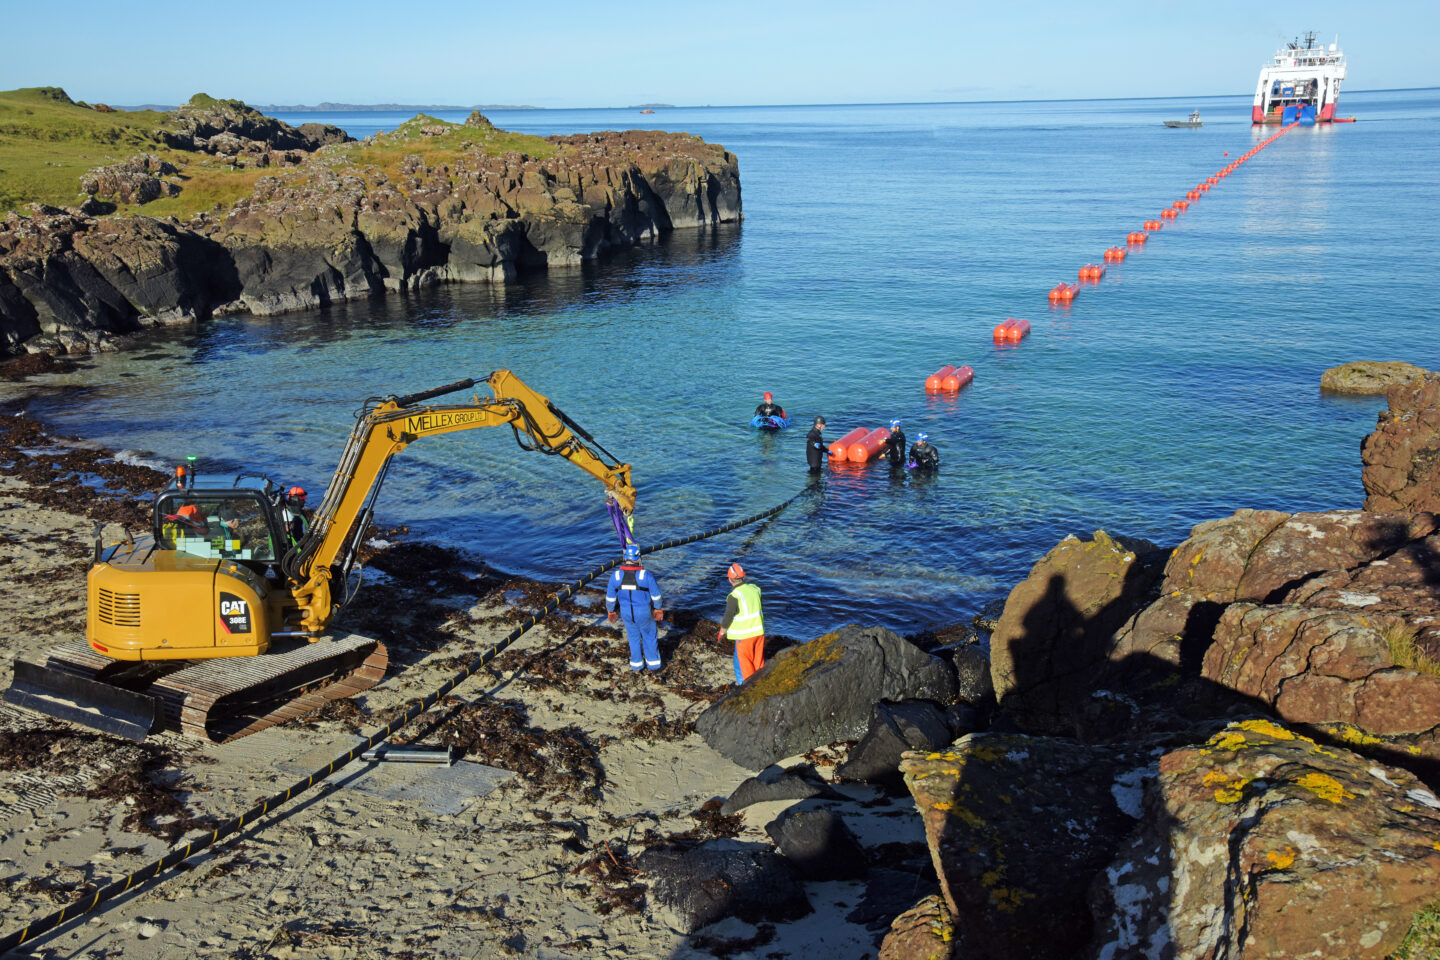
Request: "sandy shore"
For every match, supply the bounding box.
[0,397,934,960]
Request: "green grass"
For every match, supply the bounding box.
[1386,623,1440,678]
[1388,901,1440,960]
[327,113,557,184]
[1,88,563,218]
[0,87,174,212]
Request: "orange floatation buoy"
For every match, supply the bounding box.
[1143,219,1163,230]
[994,319,1030,343]
[1161,209,1178,219]
[1047,283,1078,303]
[1186,190,1200,200]
[1173,200,1189,210]
[1079,263,1105,281]
[1103,247,1127,262]
[942,364,975,390]
[828,427,868,460]
[1127,231,1147,244]
[925,365,957,393]
[847,427,890,463]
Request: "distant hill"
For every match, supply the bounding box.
[252,102,543,113]
[627,103,676,110]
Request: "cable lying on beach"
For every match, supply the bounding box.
[0,487,812,956]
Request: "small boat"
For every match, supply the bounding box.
[639,109,655,114]
[1164,110,1203,128]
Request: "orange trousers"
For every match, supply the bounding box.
[734,634,765,683]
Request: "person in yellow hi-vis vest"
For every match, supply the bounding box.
[718,563,765,683]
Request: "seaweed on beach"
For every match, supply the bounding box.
[435,697,605,802]
[0,412,164,526]
[572,840,647,916]
[0,726,210,841]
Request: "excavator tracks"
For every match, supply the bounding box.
[12,635,387,743]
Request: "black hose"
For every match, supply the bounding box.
[0,488,808,955]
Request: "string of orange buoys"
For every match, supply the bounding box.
[827,120,1304,471]
[915,118,1303,391]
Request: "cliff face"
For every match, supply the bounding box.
[0,112,741,355]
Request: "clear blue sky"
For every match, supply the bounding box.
[4,0,1435,107]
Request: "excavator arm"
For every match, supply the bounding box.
[283,370,636,633]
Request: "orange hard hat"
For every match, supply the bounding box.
[178,504,202,519]
[287,486,306,499]
[727,563,745,580]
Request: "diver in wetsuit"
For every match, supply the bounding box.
[908,432,940,472]
[754,391,786,420]
[878,419,907,468]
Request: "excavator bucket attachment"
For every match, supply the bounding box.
[4,659,162,741]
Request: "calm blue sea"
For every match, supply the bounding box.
[24,90,1440,637]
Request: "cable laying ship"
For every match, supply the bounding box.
[1252,31,1346,125]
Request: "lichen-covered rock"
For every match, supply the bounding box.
[695,626,956,770]
[1088,720,1440,960]
[1321,360,1432,395]
[989,531,1167,735]
[1363,375,1440,515]
[1202,602,1440,775]
[900,733,1158,960]
[879,894,956,960]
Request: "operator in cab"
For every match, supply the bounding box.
[280,486,308,548]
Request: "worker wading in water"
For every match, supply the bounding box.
[606,544,664,671]
[718,563,765,683]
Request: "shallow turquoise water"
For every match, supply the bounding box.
[24,90,1440,636]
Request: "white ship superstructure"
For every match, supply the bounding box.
[1251,32,1346,124]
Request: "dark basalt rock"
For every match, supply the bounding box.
[637,841,810,933]
[836,700,957,786]
[764,807,866,881]
[720,763,840,816]
[696,625,957,771]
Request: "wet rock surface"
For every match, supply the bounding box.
[695,625,957,770]
[1089,720,1440,960]
[636,841,810,933]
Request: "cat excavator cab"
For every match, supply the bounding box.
[4,371,636,742]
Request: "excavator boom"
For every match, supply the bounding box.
[284,370,636,632]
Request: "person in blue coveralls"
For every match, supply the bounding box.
[606,544,665,671]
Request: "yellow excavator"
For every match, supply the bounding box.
[4,371,636,742]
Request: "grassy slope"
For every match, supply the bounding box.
[0,89,559,219]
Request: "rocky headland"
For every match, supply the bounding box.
[0,89,740,356]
